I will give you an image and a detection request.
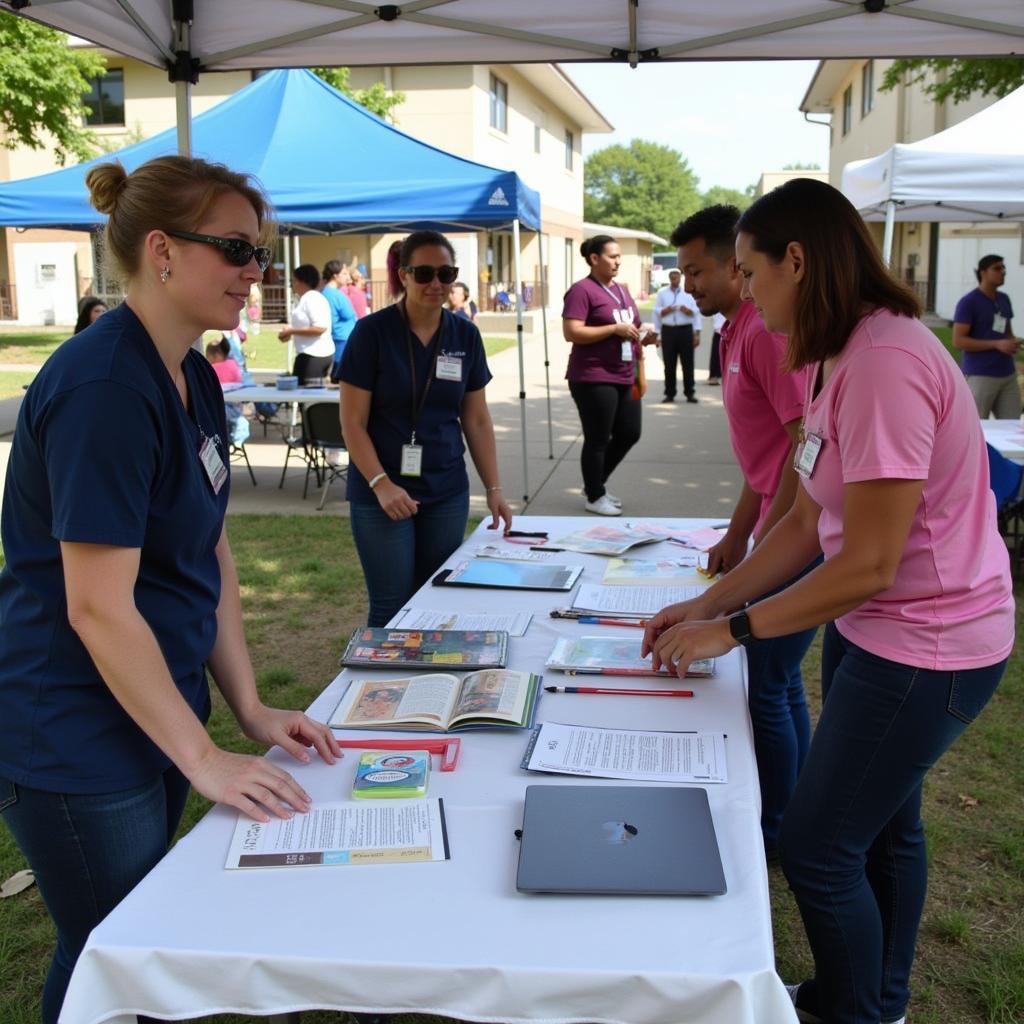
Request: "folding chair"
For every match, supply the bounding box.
[278,404,321,498]
[304,402,348,511]
[226,400,256,486]
[986,443,1024,579]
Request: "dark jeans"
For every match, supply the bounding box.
[779,623,1006,1024]
[745,558,821,848]
[292,352,333,383]
[568,381,642,503]
[660,324,695,398]
[0,767,191,1024]
[350,489,469,626]
[708,332,721,380]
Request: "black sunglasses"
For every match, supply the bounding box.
[402,264,459,285]
[166,230,272,273]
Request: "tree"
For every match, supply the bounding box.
[700,185,754,212]
[584,139,701,240]
[313,66,404,121]
[880,57,1024,105]
[0,11,107,165]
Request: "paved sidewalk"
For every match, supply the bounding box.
[0,329,744,520]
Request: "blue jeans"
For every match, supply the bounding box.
[0,768,190,1024]
[350,490,469,626]
[779,623,1006,1024]
[745,558,821,849]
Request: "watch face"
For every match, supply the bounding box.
[729,612,752,645]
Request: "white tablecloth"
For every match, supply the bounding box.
[982,418,1024,462]
[60,517,796,1024]
[223,385,339,404]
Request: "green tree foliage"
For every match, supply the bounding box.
[584,139,701,240]
[880,57,1024,105]
[313,66,404,121]
[700,185,754,212]
[0,11,106,165]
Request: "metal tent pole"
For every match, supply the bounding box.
[882,199,897,267]
[512,218,529,503]
[536,224,554,459]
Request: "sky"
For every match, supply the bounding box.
[564,60,831,193]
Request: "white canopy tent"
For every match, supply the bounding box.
[841,85,1024,263]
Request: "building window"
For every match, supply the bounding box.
[534,123,542,154]
[565,129,574,170]
[83,69,125,126]
[841,84,853,136]
[489,74,507,133]
[861,60,874,117]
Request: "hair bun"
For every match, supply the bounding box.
[86,162,129,215]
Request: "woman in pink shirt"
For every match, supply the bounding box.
[642,178,1013,1024]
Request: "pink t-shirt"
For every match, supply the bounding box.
[212,358,242,385]
[800,308,1014,670]
[719,301,807,535]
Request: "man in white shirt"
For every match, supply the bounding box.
[652,268,701,403]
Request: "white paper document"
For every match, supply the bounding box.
[522,722,728,784]
[392,607,533,637]
[572,583,705,617]
[474,545,553,562]
[225,799,450,869]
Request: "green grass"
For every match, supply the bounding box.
[483,335,516,358]
[0,331,67,367]
[0,370,36,401]
[0,516,1021,1024]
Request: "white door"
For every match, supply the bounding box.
[13,243,78,326]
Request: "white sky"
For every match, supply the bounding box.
[565,61,831,193]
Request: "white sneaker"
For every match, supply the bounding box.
[604,491,622,508]
[584,495,622,516]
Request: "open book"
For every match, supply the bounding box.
[546,635,714,678]
[329,669,541,732]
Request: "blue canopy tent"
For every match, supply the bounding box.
[0,69,550,496]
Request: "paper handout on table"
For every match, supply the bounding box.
[546,635,714,678]
[521,722,728,784]
[392,607,533,637]
[553,524,664,556]
[602,556,705,586]
[671,526,728,552]
[474,545,553,562]
[572,583,705,617]
[225,799,449,868]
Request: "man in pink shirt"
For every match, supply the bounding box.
[671,204,816,859]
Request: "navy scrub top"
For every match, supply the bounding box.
[0,302,230,793]
[339,304,492,505]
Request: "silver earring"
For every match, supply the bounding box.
[160,265,170,284]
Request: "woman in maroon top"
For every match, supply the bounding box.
[562,235,653,516]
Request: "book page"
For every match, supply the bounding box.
[572,583,705,617]
[392,607,533,637]
[329,675,460,728]
[450,669,531,724]
[521,722,728,784]
[225,799,449,868]
[602,557,704,586]
[546,635,714,677]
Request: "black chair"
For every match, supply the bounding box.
[230,442,257,486]
[278,404,321,498]
[304,402,348,510]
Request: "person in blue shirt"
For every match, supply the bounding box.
[0,155,340,1024]
[339,230,513,626]
[321,259,358,380]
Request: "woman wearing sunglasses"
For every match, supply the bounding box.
[340,229,512,626]
[0,156,340,1024]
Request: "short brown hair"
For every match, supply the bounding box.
[86,156,274,282]
[736,178,920,370]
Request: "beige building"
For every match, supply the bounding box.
[0,53,610,326]
[579,222,666,300]
[800,59,1007,313]
[754,169,829,196]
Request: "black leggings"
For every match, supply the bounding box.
[569,380,642,502]
[292,352,333,383]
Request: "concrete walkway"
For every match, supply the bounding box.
[0,332,744,520]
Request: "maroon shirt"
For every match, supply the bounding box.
[562,275,641,384]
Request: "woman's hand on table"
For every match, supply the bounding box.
[485,488,513,535]
[641,593,718,659]
[375,479,420,520]
[649,618,737,680]
[706,531,748,576]
[239,704,342,766]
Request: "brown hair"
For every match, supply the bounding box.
[86,156,274,282]
[736,177,920,370]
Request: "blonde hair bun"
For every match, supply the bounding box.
[86,162,129,216]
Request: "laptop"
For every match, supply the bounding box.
[516,784,727,896]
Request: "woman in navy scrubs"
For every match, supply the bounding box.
[0,156,340,1024]
[340,230,512,626]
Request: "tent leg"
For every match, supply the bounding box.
[512,218,529,504]
[175,80,193,156]
[882,199,896,268]
[536,225,554,460]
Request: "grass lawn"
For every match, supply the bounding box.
[1,514,1021,1023]
[0,370,37,401]
[0,330,67,367]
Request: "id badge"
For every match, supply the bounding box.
[437,355,462,381]
[400,443,423,477]
[198,435,227,494]
[794,432,823,479]
[993,313,1008,335]
[621,340,633,362]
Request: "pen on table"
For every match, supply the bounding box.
[532,546,566,552]
[545,686,694,698]
[576,616,647,628]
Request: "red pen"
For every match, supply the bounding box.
[576,616,647,628]
[544,686,694,698]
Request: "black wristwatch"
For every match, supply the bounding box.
[728,610,756,647]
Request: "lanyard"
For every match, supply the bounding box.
[400,301,443,444]
[595,277,626,309]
